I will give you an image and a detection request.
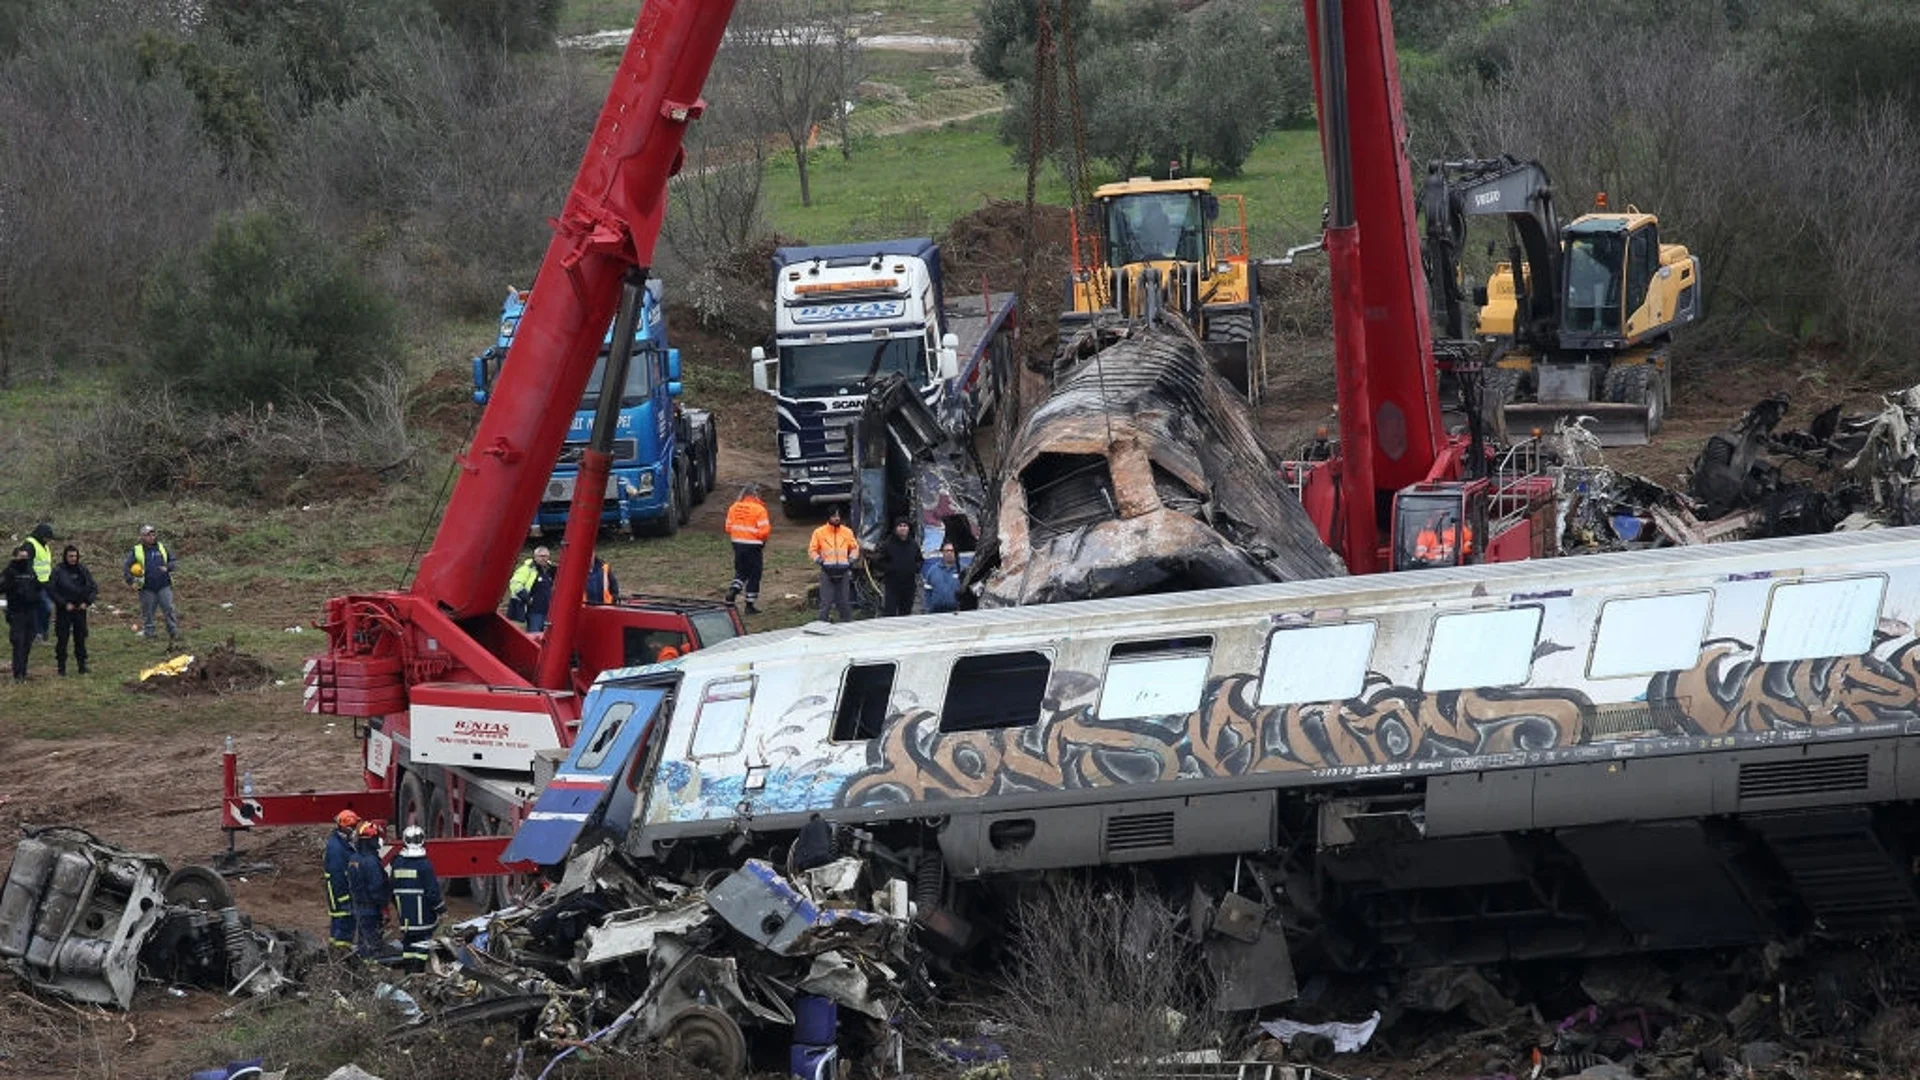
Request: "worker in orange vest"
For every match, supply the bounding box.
[724,484,772,615]
[807,505,860,623]
[584,556,619,605]
[1413,515,1475,566]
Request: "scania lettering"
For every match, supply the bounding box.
[750,238,1016,518]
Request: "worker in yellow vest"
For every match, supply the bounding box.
[24,523,53,643]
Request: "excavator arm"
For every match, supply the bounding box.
[1420,155,1562,348]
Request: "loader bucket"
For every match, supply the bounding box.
[1503,400,1653,447]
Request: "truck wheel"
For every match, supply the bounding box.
[466,804,500,911]
[705,436,719,497]
[426,788,468,897]
[674,457,691,527]
[781,497,811,522]
[394,771,426,831]
[688,440,710,507]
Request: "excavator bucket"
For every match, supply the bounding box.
[1503,400,1654,447]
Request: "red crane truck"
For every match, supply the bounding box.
[218,1,745,906]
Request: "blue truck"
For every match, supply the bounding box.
[474,278,718,537]
[750,238,1017,519]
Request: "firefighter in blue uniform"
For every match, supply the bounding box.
[322,810,360,951]
[345,820,391,958]
[388,825,445,970]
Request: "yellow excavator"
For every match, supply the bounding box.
[1061,176,1267,402]
[1421,156,1701,445]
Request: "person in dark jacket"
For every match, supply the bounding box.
[388,825,445,970]
[878,518,922,617]
[921,542,963,614]
[323,810,360,951]
[49,546,96,676]
[123,524,179,646]
[2,546,41,680]
[345,821,391,958]
[585,556,620,606]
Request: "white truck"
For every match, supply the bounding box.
[750,238,1017,519]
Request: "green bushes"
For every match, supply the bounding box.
[142,206,399,409]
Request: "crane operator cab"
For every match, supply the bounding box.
[1391,483,1490,571]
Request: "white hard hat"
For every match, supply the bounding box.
[401,825,427,857]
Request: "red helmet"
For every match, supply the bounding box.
[356,821,383,840]
[334,810,360,830]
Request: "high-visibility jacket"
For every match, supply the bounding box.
[585,560,618,605]
[509,558,538,597]
[725,496,772,545]
[1414,525,1475,563]
[808,523,859,570]
[25,537,51,583]
[127,541,173,591]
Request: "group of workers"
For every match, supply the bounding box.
[322,810,446,966]
[2,521,178,682]
[726,484,965,623]
[506,548,620,632]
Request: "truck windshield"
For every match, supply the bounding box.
[1105,192,1204,265]
[1562,234,1624,335]
[778,338,926,399]
[689,609,738,647]
[581,349,655,408]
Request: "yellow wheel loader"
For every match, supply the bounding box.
[1421,156,1701,445]
[1063,177,1267,402]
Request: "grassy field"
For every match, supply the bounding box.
[764,115,1329,252]
[558,0,982,38]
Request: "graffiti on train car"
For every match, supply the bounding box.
[839,630,1920,807]
[639,628,1920,823]
[1655,637,1920,737]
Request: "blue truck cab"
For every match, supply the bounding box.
[474,279,717,537]
[750,238,1017,520]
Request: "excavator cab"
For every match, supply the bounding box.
[1064,177,1266,402]
[1390,483,1490,571]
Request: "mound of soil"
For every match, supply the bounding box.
[940,199,1072,363]
[130,640,273,697]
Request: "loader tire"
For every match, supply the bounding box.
[1605,364,1664,437]
[1204,307,1258,398]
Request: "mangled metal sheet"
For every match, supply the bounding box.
[980,324,1343,606]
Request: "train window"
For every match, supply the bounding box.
[574,701,635,770]
[1423,607,1542,691]
[689,677,754,758]
[832,662,896,742]
[940,650,1052,732]
[1258,623,1374,705]
[1760,576,1885,663]
[1099,637,1213,720]
[1589,592,1712,678]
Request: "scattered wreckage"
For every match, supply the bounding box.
[1554,384,1920,553]
[0,827,303,1009]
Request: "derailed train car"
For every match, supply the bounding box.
[526,527,1920,1003]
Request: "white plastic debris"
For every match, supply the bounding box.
[1259,1011,1382,1054]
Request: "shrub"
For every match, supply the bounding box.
[142,204,399,409]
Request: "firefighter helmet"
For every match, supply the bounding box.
[334,809,360,830]
[401,825,427,858]
[356,821,383,840]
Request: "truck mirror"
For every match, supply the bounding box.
[1203,193,1220,220]
[1472,285,1488,307]
[937,333,960,381]
[751,346,774,394]
[666,347,682,381]
[668,380,684,398]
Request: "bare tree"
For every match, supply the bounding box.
[727,0,858,208]
[659,52,773,333]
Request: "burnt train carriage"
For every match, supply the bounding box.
[605,527,1920,984]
